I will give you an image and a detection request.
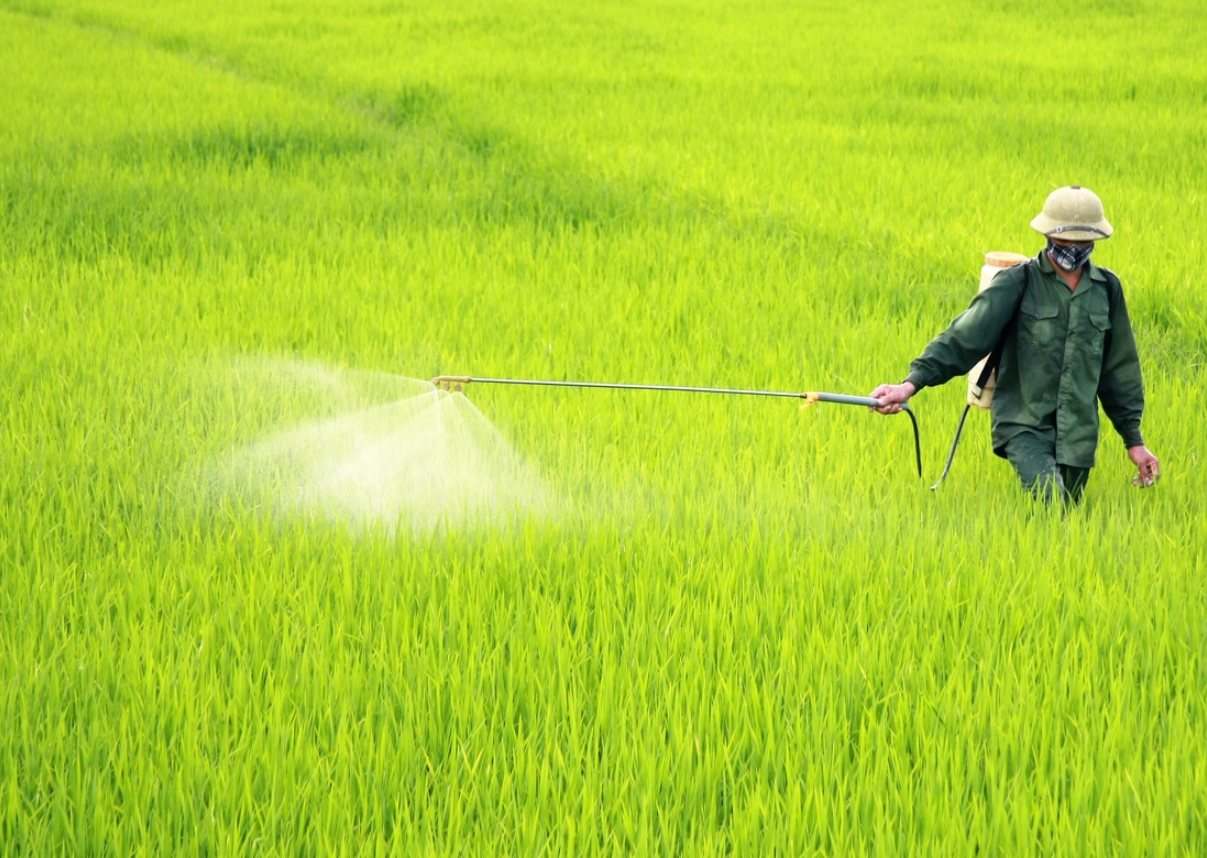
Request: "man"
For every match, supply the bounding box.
[870,186,1160,503]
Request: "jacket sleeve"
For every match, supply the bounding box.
[1097,277,1145,448]
[904,268,1025,392]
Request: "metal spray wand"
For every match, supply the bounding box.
[432,375,923,479]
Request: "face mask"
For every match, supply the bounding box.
[1047,239,1093,272]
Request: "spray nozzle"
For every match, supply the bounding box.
[432,375,471,392]
[799,392,820,410]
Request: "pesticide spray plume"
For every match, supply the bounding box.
[197,361,553,536]
[433,375,924,480]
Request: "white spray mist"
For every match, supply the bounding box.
[203,360,552,535]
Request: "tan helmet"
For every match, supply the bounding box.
[1030,185,1113,241]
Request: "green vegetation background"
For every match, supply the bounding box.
[2,0,1205,854]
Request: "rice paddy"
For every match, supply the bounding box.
[2,0,1206,853]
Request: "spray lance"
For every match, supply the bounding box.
[432,375,923,480]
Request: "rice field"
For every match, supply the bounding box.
[2,0,1206,853]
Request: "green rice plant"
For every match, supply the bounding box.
[1,0,1205,854]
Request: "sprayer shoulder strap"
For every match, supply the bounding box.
[1098,265,1122,312]
[973,259,1031,390]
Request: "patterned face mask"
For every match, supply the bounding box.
[1047,238,1094,272]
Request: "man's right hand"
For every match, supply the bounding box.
[869,381,916,415]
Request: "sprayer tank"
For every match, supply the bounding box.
[967,251,1030,408]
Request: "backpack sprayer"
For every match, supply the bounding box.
[431,375,924,480]
[930,251,1030,490]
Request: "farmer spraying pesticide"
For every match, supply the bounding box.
[871,186,1160,503]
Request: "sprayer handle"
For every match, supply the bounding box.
[809,392,884,408]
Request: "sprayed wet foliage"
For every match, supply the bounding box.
[2,0,1207,855]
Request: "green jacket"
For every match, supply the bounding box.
[905,250,1145,468]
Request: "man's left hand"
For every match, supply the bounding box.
[1128,445,1160,487]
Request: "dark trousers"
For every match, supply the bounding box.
[1003,432,1091,505]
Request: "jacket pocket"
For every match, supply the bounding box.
[1085,311,1112,362]
[1019,301,1059,345]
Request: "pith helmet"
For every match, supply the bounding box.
[1030,185,1113,241]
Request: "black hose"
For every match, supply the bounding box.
[903,405,923,480]
[930,404,970,491]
